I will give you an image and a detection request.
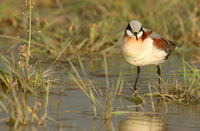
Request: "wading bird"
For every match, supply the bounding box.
[119,20,178,90]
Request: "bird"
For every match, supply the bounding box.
[119,20,178,91]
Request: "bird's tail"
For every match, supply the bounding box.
[169,40,178,50]
[164,40,178,60]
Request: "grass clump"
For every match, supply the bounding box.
[0,0,58,129]
[149,58,200,103]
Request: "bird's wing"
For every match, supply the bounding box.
[143,28,178,59]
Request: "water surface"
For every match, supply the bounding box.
[1,53,200,131]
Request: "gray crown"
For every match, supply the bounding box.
[129,20,142,31]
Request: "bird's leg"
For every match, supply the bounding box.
[133,66,140,90]
[157,65,161,90]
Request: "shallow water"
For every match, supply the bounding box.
[1,53,200,131]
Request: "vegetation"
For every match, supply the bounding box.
[0,0,200,130]
[149,58,200,103]
[0,0,57,129]
[67,53,147,119]
[0,0,199,57]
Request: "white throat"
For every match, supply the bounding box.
[126,30,134,37]
[126,30,143,39]
[137,31,143,38]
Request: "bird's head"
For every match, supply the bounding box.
[125,20,143,41]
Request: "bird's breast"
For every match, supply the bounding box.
[119,35,167,66]
[121,48,149,66]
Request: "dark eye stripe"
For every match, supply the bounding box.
[125,23,132,32]
[139,27,143,32]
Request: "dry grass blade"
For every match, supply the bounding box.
[88,79,99,96]
[104,53,112,119]
[118,71,125,95]
[47,39,72,71]
[68,60,104,112]
[148,83,155,113]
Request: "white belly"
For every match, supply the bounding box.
[121,49,166,66]
[120,38,167,66]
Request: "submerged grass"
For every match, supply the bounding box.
[67,53,116,119]
[67,53,149,119]
[0,0,68,129]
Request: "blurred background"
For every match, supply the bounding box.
[0,0,200,57]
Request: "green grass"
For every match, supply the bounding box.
[0,0,199,58]
[148,57,200,103]
[0,0,65,128]
[67,53,118,119]
[67,53,148,119]
[0,0,200,128]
